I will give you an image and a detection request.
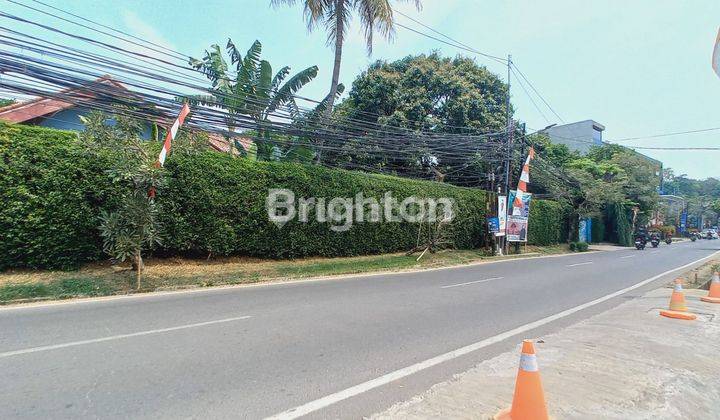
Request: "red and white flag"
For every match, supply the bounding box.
[157,103,191,167]
[512,147,535,216]
[713,27,720,79]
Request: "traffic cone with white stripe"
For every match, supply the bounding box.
[659,278,697,320]
[701,271,720,303]
[494,340,549,420]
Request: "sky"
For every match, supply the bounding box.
[2,0,720,179]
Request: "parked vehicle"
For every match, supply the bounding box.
[665,236,672,244]
[691,234,697,242]
[650,236,660,248]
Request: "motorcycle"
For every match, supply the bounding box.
[650,237,660,248]
[691,234,697,242]
[665,237,672,244]
[635,237,646,250]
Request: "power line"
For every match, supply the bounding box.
[510,66,550,125]
[393,9,506,64]
[510,62,564,123]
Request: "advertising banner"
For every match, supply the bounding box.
[496,196,507,236]
[487,217,500,233]
[507,215,528,242]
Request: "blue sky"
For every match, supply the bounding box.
[3,0,720,179]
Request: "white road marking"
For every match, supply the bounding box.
[265,251,720,420]
[440,277,504,289]
[0,316,251,359]
[620,255,637,259]
[566,261,593,267]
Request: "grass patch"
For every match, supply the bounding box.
[0,277,114,302]
[0,245,569,304]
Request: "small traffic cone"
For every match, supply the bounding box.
[700,271,720,304]
[494,340,549,420]
[659,278,696,320]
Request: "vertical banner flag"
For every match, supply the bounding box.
[512,147,535,216]
[157,103,191,167]
[497,195,507,236]
[507,191,532,242]
[508,147,535,242]
[713,27,720,79]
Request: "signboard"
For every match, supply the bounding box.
[496,196,507,236]
[508,190,531,217]
[487,217,500,233]
[507,215,528,242]
[507,191,531,242]
[680,210,688,234]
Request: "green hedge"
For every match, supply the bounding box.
[0,123,119,270]
[528,199,568,245]
[159,153,488,258]
[1,122,571,269]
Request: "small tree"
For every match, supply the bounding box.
[80,110,163,289]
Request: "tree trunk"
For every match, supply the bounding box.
[134,251,143,291]
[318,0,345,163]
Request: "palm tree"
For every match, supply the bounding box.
[188,39,318,158]
[271,0,421,119]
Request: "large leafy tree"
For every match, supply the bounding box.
[325,53,511,183]
[271,0,421,120]
[189,39,318,159]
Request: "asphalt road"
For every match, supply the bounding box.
[1,241,718,419]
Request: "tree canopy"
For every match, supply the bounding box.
[337,53,510,134]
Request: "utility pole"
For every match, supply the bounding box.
[501,54,512,254]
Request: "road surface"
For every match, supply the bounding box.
[1,241,717,419]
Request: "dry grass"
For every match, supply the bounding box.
[0,244,570,303]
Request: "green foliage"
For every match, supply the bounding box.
[591,216,605,243]
[2,123,573,269]
[79,111,164,279]
[188,39,318,159]
[608,202,633,246]
[0,277,112,302]
[575,242,589,252]
[528,199,568,245]
[329,52,510,182]
[159,152,487,258]
[0,98,16,107]
[0,122,116,270]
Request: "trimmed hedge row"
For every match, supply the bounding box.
[0,123,118,270]
[1,122,568,270]
[159,152,487,259]
[527,199,568,245]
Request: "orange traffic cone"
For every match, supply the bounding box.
[659,278,696,320]
[701,271,720,304]
[495,340,549,420]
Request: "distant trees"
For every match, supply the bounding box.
[530,136,660,243]
[0,98,15,107]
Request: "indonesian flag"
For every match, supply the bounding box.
[157,103,191,167]
[713,27,720,79]
[512,147,535,215]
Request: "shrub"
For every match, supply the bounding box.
[528,199,568,245]
[575,242,589,252]
[1,123,569,268]
[569,242,577,251]
[0,122,119,270]
[158,153,487,258]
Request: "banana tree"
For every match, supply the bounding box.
[188,39,318,159]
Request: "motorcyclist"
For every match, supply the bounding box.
[635,228,649,246]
